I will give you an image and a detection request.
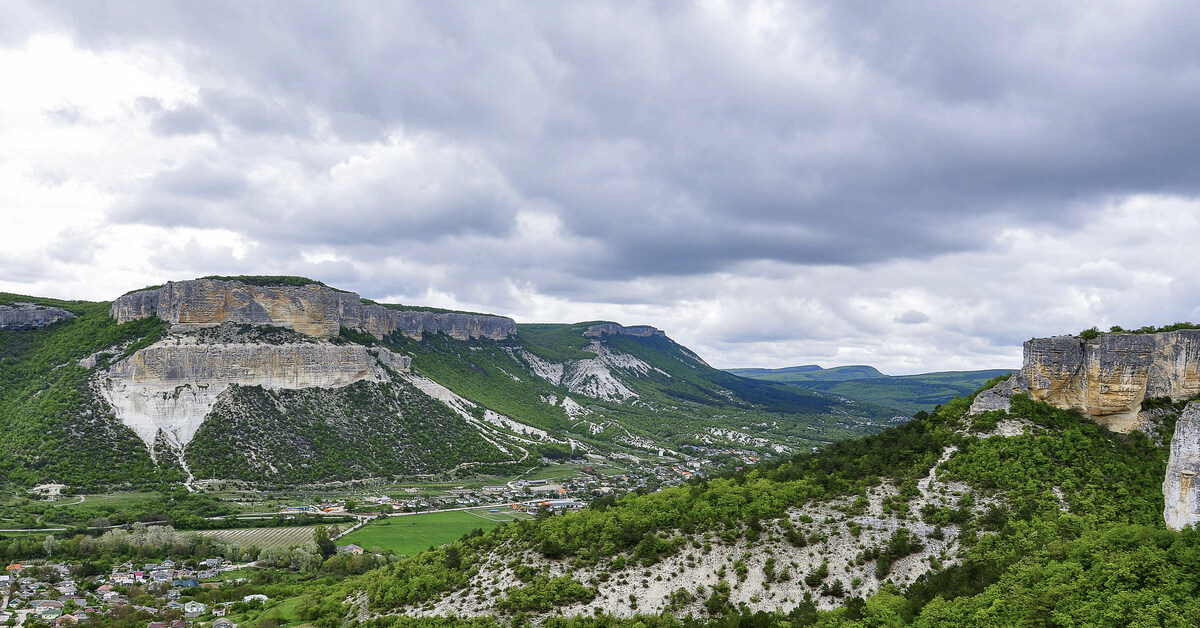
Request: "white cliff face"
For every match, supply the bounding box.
[1164,402,1200,530]
[98,338,409,453]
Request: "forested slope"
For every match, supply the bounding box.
[296,381,1200,627]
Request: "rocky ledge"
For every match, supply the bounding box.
[970,331,1200,432]
[111,278,516,341]
[0,303,75,330]
[584,322,666,338]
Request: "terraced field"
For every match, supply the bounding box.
[198,525,323,548]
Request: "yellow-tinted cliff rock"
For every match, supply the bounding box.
[972,331,1200,432]
[110,278,516,340]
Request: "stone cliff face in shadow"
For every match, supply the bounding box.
[0,303,75,330]
[111,279,516,340]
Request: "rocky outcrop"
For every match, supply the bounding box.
[99,338,410,452]
[111,279,516,341]
[1164,402,1200,530]
[584,323,666,338]
[971,331,1200,432]
[0,303,75,330]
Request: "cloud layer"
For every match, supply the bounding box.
[3,1,1200,373]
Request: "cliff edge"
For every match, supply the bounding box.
[970,330,1200,432]
[111,278,516,341]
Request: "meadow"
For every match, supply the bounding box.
[339,508,530,555]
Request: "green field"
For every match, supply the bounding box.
[340,509,529,555]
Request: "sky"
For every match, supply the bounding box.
[3,1,1200,374]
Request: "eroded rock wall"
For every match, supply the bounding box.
[110,279,516,340]
[584,322,666,338]
[0,303,75,330]
[99,338,410,451]
[1164,402,1200,530]
[974,331,1200,432]
[1020,332,1200,431]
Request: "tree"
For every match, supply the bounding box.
[43,535,58,558]
[314,525,336,559]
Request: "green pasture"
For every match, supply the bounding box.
[340,509,529,555]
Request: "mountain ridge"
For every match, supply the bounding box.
[0,277,901,490]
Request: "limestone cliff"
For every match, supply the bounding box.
[111,278,516,341]
[1164,402,1200,530]
[970,331,1200,432]
[0,303,75,330]
[99,337,410,454]
[584,322,666,338]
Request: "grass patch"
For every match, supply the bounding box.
[340,510,527,555]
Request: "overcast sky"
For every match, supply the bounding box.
[3,1,1200,374]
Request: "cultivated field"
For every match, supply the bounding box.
[340,508,530,555]
[198,525,324,548]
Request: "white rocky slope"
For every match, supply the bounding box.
[99,337,410,454]
[356,441,1015,621]
[510,341,668,403]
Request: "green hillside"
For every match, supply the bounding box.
[296,383,1197,627]
[0,283,903,489]
[732,365,1014,415]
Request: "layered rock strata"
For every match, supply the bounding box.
[1164,402,1200,530]
[584,322,666,338]
[111,279,516,340]
[99,339,410,451]
[0,303,75,330]
[970,331,1200,432]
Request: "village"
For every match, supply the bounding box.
[2,556,264,627]
[288,446,767,517]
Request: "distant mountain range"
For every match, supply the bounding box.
[726,364,1014,415]
[0,277,904,489]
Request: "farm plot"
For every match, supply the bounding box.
[341,509,530,555]
[198,525,322,548]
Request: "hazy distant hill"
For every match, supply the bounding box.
[729,364,1013,415]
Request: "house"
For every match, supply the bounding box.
[166,588,182,600]
[198,569,219,580]
[160,559,176,568]
[38,608,63,621]
[33,600,64,610]
[53,615,78,626]
[213,619,237,628]
[184,601,207,614]
[336,544,364,555]
[242,594,268,603]
[147,623,169,628]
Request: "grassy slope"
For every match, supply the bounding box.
[385,324,899,455]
